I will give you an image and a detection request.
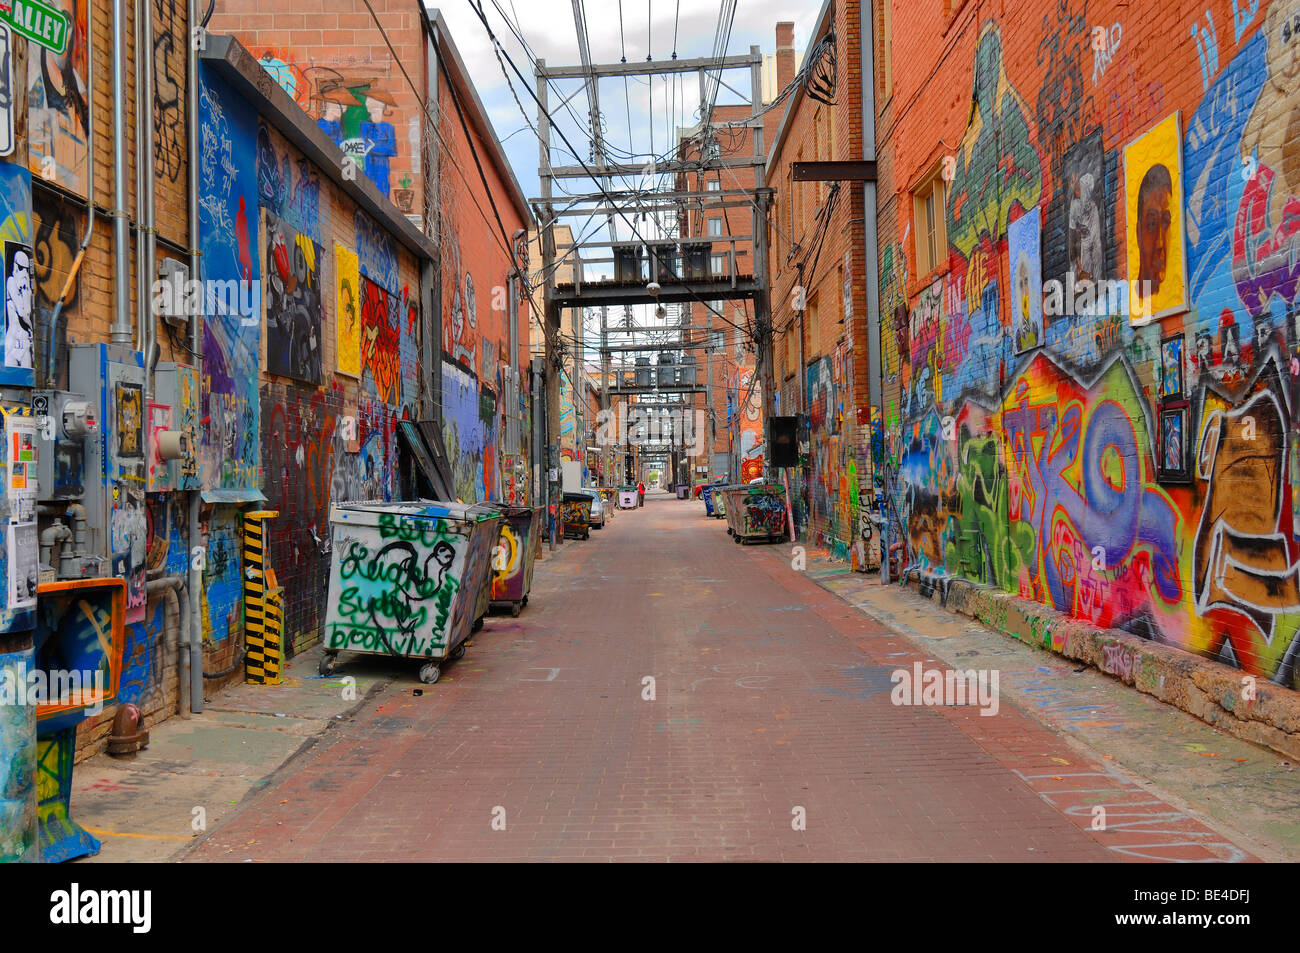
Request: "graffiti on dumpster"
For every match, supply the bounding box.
[327,515,466,656]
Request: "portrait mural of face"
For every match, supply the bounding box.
[1124,112,1188,323]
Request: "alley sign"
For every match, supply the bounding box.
[0,0,69,56]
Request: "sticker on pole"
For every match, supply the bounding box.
[0,0,70,55]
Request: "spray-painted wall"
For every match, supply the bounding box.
[880,0,1300,686]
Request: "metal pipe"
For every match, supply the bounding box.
[187,0,205,714]
[145,575,190,718]
[141,0,158,376]
[44,0,95,387]
[109,0,131,344]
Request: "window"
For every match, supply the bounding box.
[708,217,723,237]
[804,292,819,362]
[711,254,727,276]
[912,169,948,276]
[706,179,721,192]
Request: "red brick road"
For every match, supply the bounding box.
[186,495,1250,862]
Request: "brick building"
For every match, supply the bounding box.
[0,0,534,862]
[872,0,1300,687]
[677,26,798,486]
[207,0,432,227]
[767,1,874,566]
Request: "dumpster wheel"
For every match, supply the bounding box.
[419,662,441,684]
[511,601,522,617]
[319,653,340,676]
[450,643,467,661]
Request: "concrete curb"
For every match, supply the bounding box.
[901,571,1300,761]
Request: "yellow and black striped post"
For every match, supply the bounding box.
[262,568,285,685]
[242,509,279,684]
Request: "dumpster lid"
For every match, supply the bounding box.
[330,499,499,522]
[201,487,266,503]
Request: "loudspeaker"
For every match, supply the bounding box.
[768,416,798,468]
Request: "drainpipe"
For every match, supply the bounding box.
[109,0,132,345]
[187,0,206,713]
[45,0,95,387]
[146,575,191,717]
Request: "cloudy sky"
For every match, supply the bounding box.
[428,1,822,212]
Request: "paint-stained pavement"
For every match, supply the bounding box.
[148,490,1276,863]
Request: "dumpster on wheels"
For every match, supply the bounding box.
[322,501,502,684]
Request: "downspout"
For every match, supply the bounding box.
[45,0,95,387]
[109,0,132,344]
[187,0,207,713]
[145,575,190,717]
[137,0,158,375]
[861,0,885,582]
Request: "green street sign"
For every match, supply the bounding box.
[0,0,69,56]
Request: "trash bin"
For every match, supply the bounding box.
[483,504,542,617]
[675,484,689,499]
[701,484,717,516]
[321,500,502,684]
[713,484,731,521]
[618,486,639,509]
[722,484,789,544]
[561,492,592,539]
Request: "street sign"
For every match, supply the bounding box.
[0,0,70,56]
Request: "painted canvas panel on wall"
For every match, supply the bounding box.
[1124,112,1189,324]
[265,211,324,385]
[336,243,361,377]
[26,0,88,195]
[1008,207,1042,354]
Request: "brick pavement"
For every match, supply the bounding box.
[184,496,1252,862]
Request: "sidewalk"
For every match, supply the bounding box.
[68,652,396,862]
[69,541,580,863]
[780,549,1300,862]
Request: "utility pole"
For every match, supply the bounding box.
[538,58,561,551]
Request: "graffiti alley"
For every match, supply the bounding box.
[64,493,1295,863]
[0,0,1297,915]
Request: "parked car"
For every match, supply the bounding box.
[575,488,606,528]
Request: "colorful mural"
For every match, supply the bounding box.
[198,65,262,491]
[884,0,1300,688]
[442,359,498,503]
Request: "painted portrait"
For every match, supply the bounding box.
[1007,206,1042,353]
[1124,112,1189,323]
[1063,128,1106,285]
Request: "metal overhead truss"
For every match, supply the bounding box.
[537,42,773,489]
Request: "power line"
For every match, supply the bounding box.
[470,0,756,340]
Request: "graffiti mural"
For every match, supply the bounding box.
[883,0,1300,688]
[253,50,401,199]
[442,360,497,503]
[265,210,324,385]
[257,123,321,243]
[27,0,88,195]
[198,65,261,490]
[360,277,400,405]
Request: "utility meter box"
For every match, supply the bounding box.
[67,343,148,621]
[33,390,98,500]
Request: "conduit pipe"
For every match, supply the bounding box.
[145,575,191,718]
[109,0,132,344]
[187,0,206,713]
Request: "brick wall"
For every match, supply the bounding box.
[767,0,869,559]
[207,0,427,225]
[876,0,1300,687]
